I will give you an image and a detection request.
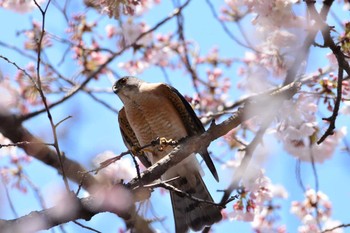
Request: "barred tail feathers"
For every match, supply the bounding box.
[170,173,222,233]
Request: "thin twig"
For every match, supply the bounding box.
[295,159,307,193]
[317,66,343,144]
[145,180,225,208]
[204,0,254,50]
[0,55,35,81]
[220,116,271,204]
[322,223,350,233]
[1,180,19,218]
[33,0,71,191]
[0,141,54,148]
[72,220,101,233]
[175,0,202,96]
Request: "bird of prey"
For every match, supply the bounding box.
[113,76,222,232]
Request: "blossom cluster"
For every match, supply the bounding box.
[0,0,45,13]
[221,0,304,93]
[223,151,288,232]
[93,0,160,18]
[93,151,137,185]
[291,189,343,233]
[275,94,346,162]
[0,133,31,193]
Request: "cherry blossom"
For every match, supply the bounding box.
[225,150,288,229]
[98,0,140,18]
[0,77,20,113]
[291,189,342,233]
[93,151,137,185]
[13,62,55,112]
[115,19,153,47]
[117,32,177,74]
[23,20,52,50]
[0,0,45,13]
[275,95,346,162]
[195,47,233,67]
[340,101,350,115]
[0,133,16,157]
[96,0,161,18]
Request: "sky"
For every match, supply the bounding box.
[0,1,350,233]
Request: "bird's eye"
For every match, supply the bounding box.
[112,84,118,92]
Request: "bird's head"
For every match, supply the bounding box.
[112,76,144,99]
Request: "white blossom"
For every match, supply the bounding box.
[1,0,45,13]
[93,151,137,184]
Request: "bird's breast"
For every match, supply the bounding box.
[124,94,188,147]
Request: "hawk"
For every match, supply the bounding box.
[113,76,222,232]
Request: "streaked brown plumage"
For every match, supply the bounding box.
[113,76,222,232]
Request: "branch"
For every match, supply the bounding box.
[283,0,334,85]
[33,0,72,191]
[322,223,350,233]
[219,115,271,204]
[305,0,348,143]
[317,66,343,143]
[0,188,153,233]
[145,179,227,207]
[0,114,154,232]
[175,0,202,96]
[204,0,255,50]
[0,113,98,192]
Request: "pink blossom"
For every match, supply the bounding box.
[239,54,272,93]
[98,0,160,18]
[274,95,346,163]
[270,184,288,199]
[23,20,52,50]
[342,80,350,99]
[322,220,344,233]
[195,47,232,66]
[230,0,306,94]
[340,102,350,115]
[144,45,175,67]
[105,24,118,38]
[326,52,338,66]
[14,62,54,110]
[93,151,137,184]
[117,32,178,74]
[116,19,153,47]
[118,60,150,75]
[291,189,342,232]
[251,207,287,233]
[228,206,255,222]
[92,185,133,214]
[133,0,161,15]
[99,0,138,18]
[0,133,17,157]
[250,0,304,29]
[0,78,20,113]
[1,0,45,13]
[226,165,288,225]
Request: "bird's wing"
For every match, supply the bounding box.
[118,107,152,168]
[155,84,219,182]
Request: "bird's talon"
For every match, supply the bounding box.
[159,137,177,146]
[130,146,140,155]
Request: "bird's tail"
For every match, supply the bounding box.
[170,173,222,233]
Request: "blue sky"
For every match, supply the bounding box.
[1,1,350,233]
